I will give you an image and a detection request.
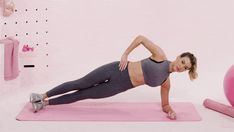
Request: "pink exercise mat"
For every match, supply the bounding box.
[16,102,201,122]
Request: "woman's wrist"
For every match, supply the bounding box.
[162,104,172,113]
[123,52,129,56]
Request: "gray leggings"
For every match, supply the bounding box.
[46,61,134,105]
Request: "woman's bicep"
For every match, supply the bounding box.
[140,35,166,59]
[160,78,171,106]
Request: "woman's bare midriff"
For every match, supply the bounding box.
[128,61,145,87]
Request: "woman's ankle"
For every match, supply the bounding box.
[41,93,48,100]
[43,100,49,106]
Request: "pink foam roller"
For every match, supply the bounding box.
[203,98,234,118]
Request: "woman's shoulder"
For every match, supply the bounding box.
[150,54,167,62]
[161,77,171,88]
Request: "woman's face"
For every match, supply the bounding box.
[174,56,192,72]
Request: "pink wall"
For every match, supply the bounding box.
[0,0,234,99]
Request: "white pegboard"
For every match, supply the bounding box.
[0,0,50,84]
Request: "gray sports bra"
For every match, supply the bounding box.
[141,57,171,87]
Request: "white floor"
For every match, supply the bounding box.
[0,79,234,132]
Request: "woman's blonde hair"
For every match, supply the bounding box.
[180,52,198,81]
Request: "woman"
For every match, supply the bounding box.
[30,35,198,120]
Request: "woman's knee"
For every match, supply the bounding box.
[61,80,80,90]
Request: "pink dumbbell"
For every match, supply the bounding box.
[22,45,34,52]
